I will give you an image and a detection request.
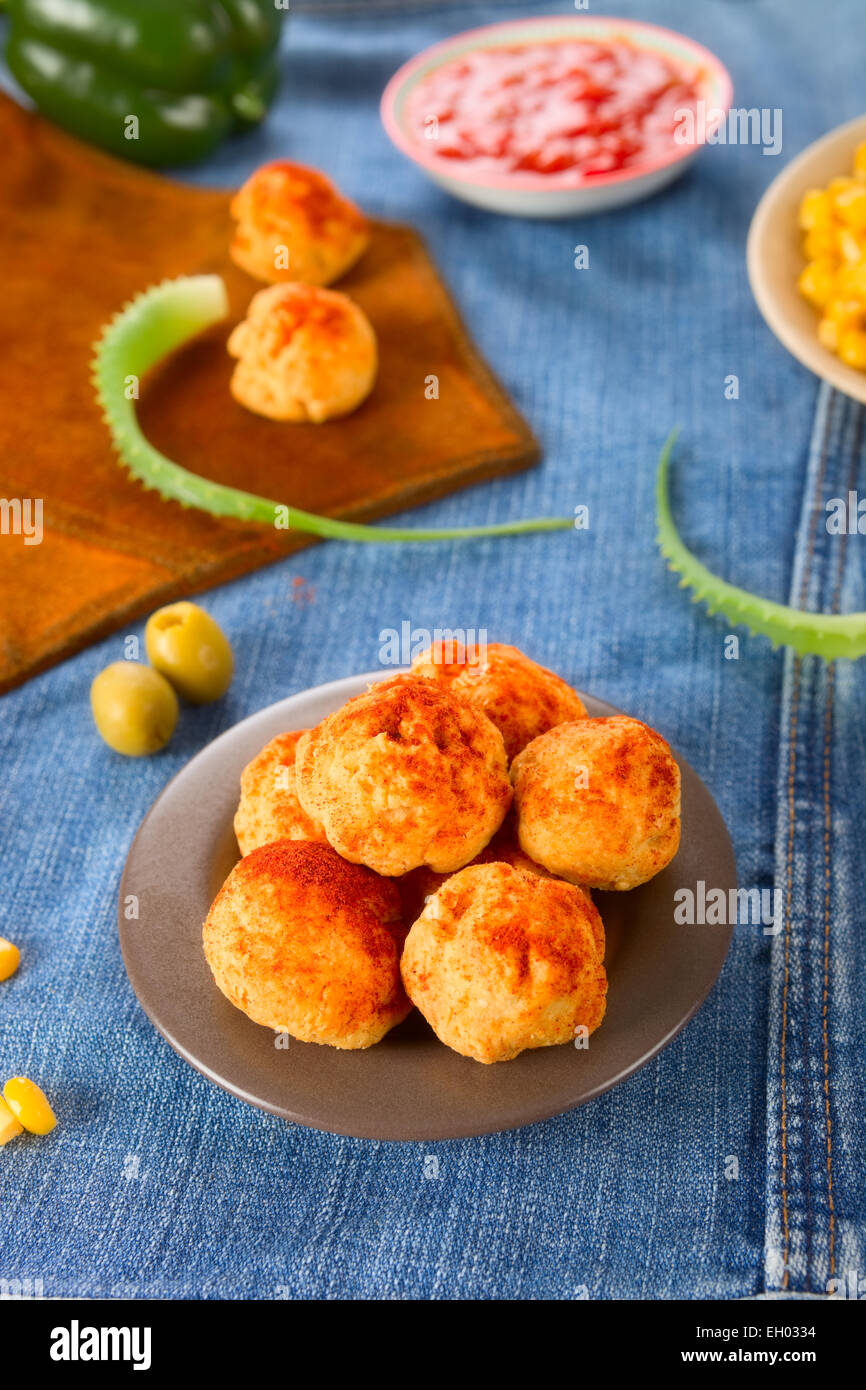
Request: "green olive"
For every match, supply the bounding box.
[145,601,233,703]
[90,662,179,756]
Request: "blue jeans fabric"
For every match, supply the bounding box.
[0,0,863,1299]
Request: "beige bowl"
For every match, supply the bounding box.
[747,113,866,406]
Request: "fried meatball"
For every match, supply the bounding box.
[399,841,602,955]
[202,841,410,1048]
[512,716,681,891]
[411,641,587,761]
[229,160,370,286]
[401,862,607,1063]
[473,844,602,955]
[233,731,328,856]
[295,675,511,877]
[227,282,377,423]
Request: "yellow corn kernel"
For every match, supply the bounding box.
[799,188,833,230]
[3,1078,57,1135]
[834,183,866,230]
[0,1098,24,1147]
[834,259,866,300]
[803,225,838,260]
[0,937,19,982]
[818,317,839,351]
[838,328,866,370]
[799,151,866,374]
[826,296,863,328]
[821,296,865,355]
[837,227,864,265]
[828,175,857,198]
[798,258,838,309]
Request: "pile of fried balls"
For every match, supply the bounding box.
[204,644,681,1064]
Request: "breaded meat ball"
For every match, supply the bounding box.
[399,842,602,953]
[471,844,601,955]
[233,731,328,856]
[229,160,370,286]
[295,675,512,877]
[202,841,410,1048]
[512,716,681,891]
[227,282,377,423]
[411,641,587,761]
[401,862,607,1063]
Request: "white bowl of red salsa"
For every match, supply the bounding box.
[381,15,732,218]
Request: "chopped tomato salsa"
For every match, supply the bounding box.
[405,39,703,180]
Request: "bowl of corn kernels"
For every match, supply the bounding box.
[747,114,866,406]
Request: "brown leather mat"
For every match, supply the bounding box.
[0,93,538,695]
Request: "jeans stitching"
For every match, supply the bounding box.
[780,395,834,1291]
[821,667,835,1284]
[820,402,863,1280]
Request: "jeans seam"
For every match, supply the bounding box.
[819,405,863,1281]
[821,668,835,1285]
[780,397,834,1291]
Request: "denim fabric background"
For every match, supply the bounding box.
[1,0,863,1299]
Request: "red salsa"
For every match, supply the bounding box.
[405,39,702,180]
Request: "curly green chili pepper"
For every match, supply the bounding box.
[92,275,572,544]
[656,429,866,660]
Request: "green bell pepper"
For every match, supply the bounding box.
[5,0,285,166]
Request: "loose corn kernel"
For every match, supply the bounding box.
[0,1098,24,1147]
[799,188,832,230]
[798,259,837,309]
[854,143,866,180]
[2,1078,57,1135]
[0,937,19,982]
[838,328,866,369]
[803,225,838,260]
[818,317,839,351]
[835,260,866,300]
[825,296,863,329]
[828,175,857,197]
[837,227,864,264]
[834,184,866,230]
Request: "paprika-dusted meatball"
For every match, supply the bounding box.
[227,282,377,423]
[411,641,587,761]
[398,840,601,960]
[203,841,410,1049]
[295,675,511,877]
[401,862,607,1064]
[233,731,328,856]
[229,160,370,286]
[469,844,601,956]
[512,717,681,891]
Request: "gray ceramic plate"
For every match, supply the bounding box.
[119,673,737,1141]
